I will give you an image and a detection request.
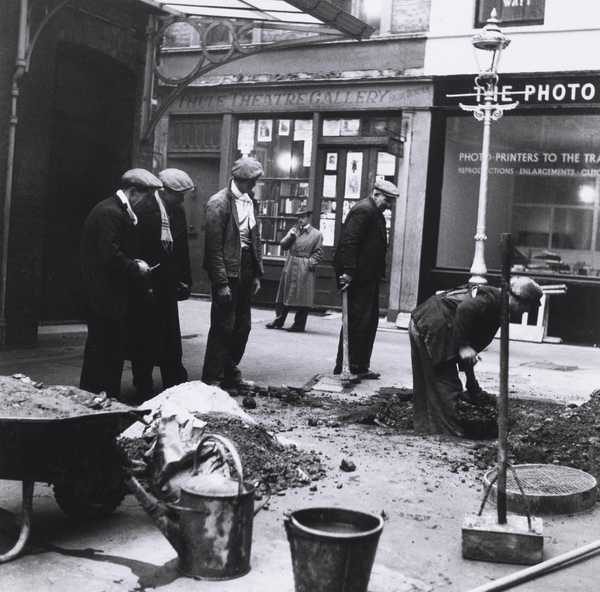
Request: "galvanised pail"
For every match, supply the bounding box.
[284,507,384,592]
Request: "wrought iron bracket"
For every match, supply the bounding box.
[142,16,350,142]
[26,0,74,71]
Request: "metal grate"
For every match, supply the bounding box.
[484,463,598,515]
[505,464,597,496]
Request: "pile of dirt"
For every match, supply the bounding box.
[363,390,600,491]
[122,414,326,498]
[472,394,600,483]
[0,375,131,418]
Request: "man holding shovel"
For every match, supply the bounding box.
[409,277,543,437]
[333,179,399,380]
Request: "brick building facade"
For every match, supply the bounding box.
[0,0,160,344]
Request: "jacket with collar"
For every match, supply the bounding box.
[333,197,388,283]
[411,285,502,366]
[203,184,264,287]
[80,194,139,319]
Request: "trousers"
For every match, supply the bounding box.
[409,319,464,437]
[335,280,379,373]
[202,249,255,383]
[270,304,308,330]
[80,312,126,398]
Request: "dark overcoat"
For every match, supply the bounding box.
[126,196,184,363]
[276,225,323,307]
[80,195,139,320]
[333,197,387,283]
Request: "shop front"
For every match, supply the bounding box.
[161,79,432,312]
[425,73,600,344]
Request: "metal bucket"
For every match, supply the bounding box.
[284,507,384,592]
[167,434,263,580]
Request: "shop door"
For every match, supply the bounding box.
[166,157,220,295]
[41,44,135,321]
[313,146,399,309]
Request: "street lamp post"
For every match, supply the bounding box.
[459,10,518,284]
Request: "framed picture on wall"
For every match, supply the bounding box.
[325,152,338,171]
[278,119,291,136]
[344,152,363,199]
[257,119,273,142]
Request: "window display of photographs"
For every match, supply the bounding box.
[237,120,255,155]
[340,118,360,136]
[322,119,341,136]
[377,151,396,177]
[278,119,291,136]
[344,152,363,199]
[319,214,336,246]
[257,119,273,142]
[323,174,337,198]
[326,152,338,171]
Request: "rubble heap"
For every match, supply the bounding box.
[472,394,600,484]
[0,375,129,418]
[122,414,326,499]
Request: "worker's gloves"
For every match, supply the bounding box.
[338,273,353,291]
[216,285,232,305]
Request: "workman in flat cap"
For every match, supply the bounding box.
[202,157,264,388]
[80,168,161,399]
[333,179,400,380]
[124,168,195,403]
[409,276,543,437]
[266,207,323,332]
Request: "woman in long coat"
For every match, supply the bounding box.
[266,208,323,332]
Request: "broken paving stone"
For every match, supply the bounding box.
[340,459,356,472]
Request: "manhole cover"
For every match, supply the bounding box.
[483,464,597,515]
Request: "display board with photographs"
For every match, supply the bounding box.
[236,118,313,257]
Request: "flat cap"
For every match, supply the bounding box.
[159,168,195,192]
[121,168,163,189]
[231,157,264,180]
[374,179,400,199]
[510,276,543,306]
[296,207,312,216]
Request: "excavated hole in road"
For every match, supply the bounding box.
[326,388,600,498]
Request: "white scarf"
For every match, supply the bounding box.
[231,180,256,230]
[116,189,138,226]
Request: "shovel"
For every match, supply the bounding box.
[340,286,357,388]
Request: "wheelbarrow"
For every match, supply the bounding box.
[0,408,144,563]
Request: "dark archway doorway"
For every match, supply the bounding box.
[41,43,136,321]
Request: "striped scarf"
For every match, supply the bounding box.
[155,191,173,252]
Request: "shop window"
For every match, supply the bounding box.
[437,113,600,278]
[236,118,313,257]
[476,0,545,27]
